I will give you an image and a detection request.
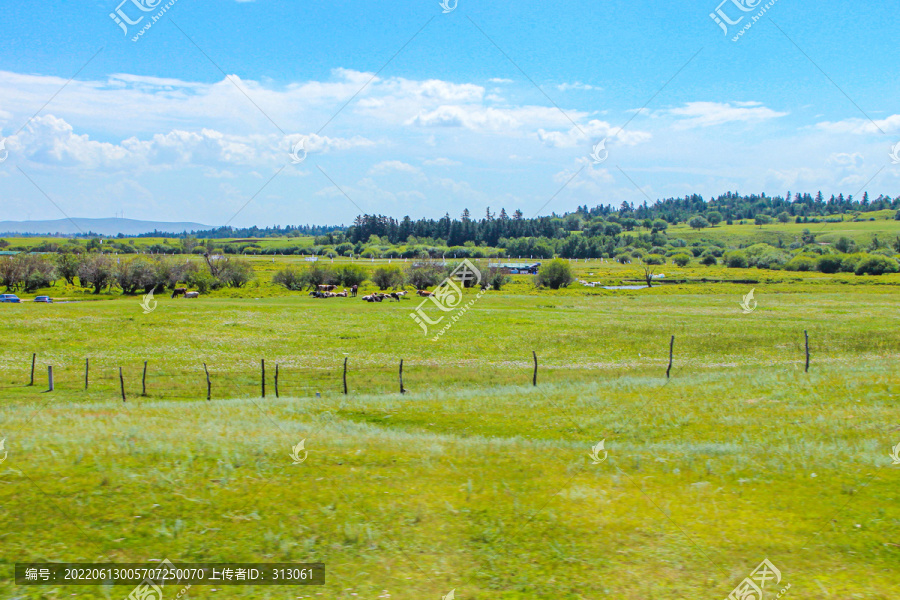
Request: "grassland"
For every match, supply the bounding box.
[1,258,899,599]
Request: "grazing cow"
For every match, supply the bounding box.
[417,290,434,297]
[388,292,406,302]
[183,291,200,299]
[317,284,337,292]
[350,285,358,297]
[171,287,187,298]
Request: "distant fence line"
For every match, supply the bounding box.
[1,333,817,400]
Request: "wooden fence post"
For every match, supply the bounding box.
[343,358,348,395]
[804,330,810,373]
[532,351,538,386]
[29,353,36,386]
[84,358,89,390]
[666,335,675,379]
[261,359,266,398]
[203,363,211,401]
[275,364,279,398]
[141,361,148,396]
[119,367,126,402]
[399,359,405,394]
[47,365,53,392]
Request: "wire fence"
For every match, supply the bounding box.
[0,332,820,402]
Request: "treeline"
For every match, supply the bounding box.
[344,193,900,246]
[132,224,345,239]
[0,253,254,294]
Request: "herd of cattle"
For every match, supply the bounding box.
[171,288,200,299]
[309,284,437,302]
[164,284,441,301]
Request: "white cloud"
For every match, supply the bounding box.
[663,101,788,129]
[816,114,900,135]
[537,119,652,148]
[423,158,461,166]
[5,114,373,170]
[368,160,421,175]
[556,82,598,92]
[408,104,581,132]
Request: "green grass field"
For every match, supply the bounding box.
[2,259,899,599]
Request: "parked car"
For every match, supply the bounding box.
[0,294,21,303]
[34,296,53,303]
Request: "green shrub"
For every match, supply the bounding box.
[406,262,446,289]
[840,254,863,273]
[535,258,574,289]
[816,255,843,274]
[487,271,511,291]
[754,249,790,270]
[614,252,632,265]
[336,264,368,287]
[672,254,691,267]
[784,256,816,272]
[854,254,900,276]
[372,265,406,290]
[644,254,665,265]
[699,252,717,266]
[688,216,710,230]
[298,263,337,289]
[272,267,305,291]
[724,251,748,268]
[834,236,857,253]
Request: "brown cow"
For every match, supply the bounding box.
[317,284,337,292]
[417,290,434,297]
[171,287,187,298]
[350,285,358,297]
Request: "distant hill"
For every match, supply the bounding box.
[0,218,212,236]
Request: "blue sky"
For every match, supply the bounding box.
[1,0,898,227]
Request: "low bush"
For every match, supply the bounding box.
[724,251,748,269]
[816,255,843,274]
[535,258,574,289]
[784,255,817,272]
[854,254,899,276]
[672,254,691,267]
